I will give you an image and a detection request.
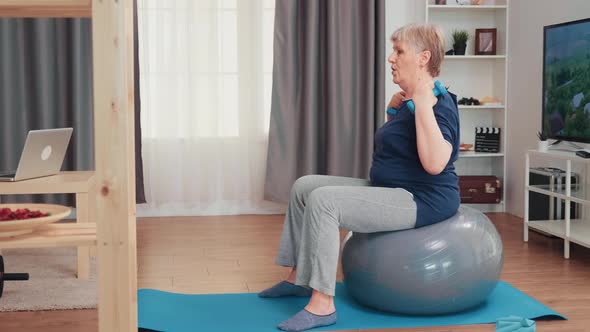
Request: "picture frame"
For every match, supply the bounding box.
[475,28,497,55]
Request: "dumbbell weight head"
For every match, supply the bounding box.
[1,255,5,298]
[0,256,29,299]
[434,80,447,96]
[406,80,448,113]
[387,81,447,117]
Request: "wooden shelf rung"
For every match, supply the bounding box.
[40,227,96,237]
[0,222,97,249]
[0,0,91,17]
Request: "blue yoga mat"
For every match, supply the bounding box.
[138,281,565,332]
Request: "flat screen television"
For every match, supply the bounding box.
[542,17,590,143]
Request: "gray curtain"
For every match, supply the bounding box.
[264,0,385,202]
[0,14,146,205]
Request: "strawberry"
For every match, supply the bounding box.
[0,208,48,221]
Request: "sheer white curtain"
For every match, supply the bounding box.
[137,0,285,216]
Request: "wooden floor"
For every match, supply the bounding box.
[0,213,589,332]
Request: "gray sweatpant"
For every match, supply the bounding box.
[275,175,417,296]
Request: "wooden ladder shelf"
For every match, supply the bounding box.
[0,1,138,331]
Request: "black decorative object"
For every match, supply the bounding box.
[475,127,501,153]
[458,97,480,105]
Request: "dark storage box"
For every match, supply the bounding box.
[459,175,502,204]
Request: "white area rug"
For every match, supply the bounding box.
[0,247,96,312]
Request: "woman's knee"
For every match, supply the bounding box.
[307,187,337,214]
[290,175,321,201]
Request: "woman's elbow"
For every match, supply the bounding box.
[422,156,449,175]
[419,145,452,175]
[423,163,445,175]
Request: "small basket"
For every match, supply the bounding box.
[0,204,71,238]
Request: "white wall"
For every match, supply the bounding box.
[506,0,590,217]
[384,0,425,105]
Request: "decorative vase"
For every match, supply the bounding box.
[538,140,549,152]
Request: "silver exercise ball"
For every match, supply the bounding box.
[341,205,503,315]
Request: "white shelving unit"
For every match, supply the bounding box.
[445,55,507,60]
[524,150,590,259]
[458,105,505,110]
[427,5,507,10]
[459,151,504,158]
[426,0,509,212]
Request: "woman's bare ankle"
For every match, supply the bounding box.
[305,290,335,315]
[286,268,297,283]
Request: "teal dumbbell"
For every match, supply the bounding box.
[386,80,447,117]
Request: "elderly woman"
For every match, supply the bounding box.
[260,23,460,332]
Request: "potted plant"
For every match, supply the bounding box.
[537,131,549,152]
[451,29,470,55]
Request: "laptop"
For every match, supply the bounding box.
[0,128,73,182]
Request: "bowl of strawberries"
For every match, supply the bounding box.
[0,204,71,238]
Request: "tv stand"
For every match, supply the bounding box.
[525,149,590,259]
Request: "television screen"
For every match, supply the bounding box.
[543,18,590,143]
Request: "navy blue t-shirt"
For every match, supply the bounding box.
[370,92,460,228]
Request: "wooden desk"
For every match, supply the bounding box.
[0,171,97,279]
